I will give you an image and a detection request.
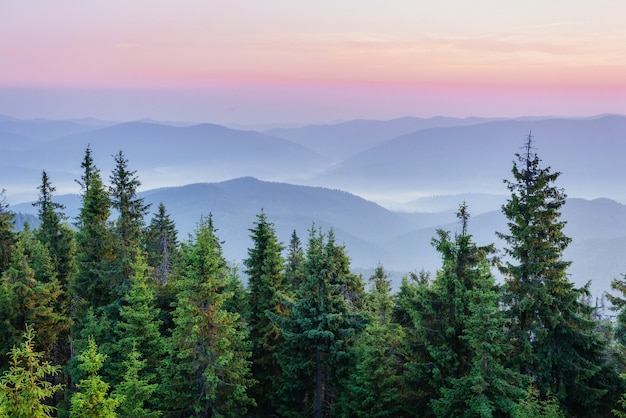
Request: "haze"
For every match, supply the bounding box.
[2,1,626,125]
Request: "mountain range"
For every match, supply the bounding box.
[2,113,626,298]
[9,177,626,299]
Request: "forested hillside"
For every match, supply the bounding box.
[1,138,626,417]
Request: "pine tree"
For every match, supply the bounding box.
[161,215,254,417]
[0,325,63,418]
[70,337,119,418]
[498,134,617,415]
[244,211,286,416]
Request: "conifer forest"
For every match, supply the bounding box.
[3,136,626,418]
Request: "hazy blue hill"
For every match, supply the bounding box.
[311,115,626,201]
[266,116,500,160]
[0,130,37,152]
[10,178,626,296]
[385,197,626,297]
[0,118,103,141]
[1,121,332,200]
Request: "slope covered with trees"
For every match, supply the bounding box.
[0,138,625,417]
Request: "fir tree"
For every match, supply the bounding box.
[109,150,150,295]
[70,337,119,418]
[498,134,617,415]
[244,211,286,416]
[162,215,254,417]
[0,325,63,418]
[284,229,305,292]
[113,251,165,411]
[72,147,116,313]
[274,226,365,418]
[144,202,178,286]
[113,348,160,418]
[0,227,70,366]
[343,265,409,417]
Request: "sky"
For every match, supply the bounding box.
[2,1,626,125]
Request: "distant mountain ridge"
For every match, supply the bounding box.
[10,177,626,298]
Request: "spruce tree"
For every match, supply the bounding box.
[72,147,116,313]
[113,348,160,418]
[144,202,178,286]
[109,150,150,296]
[284,229,305,292]
[33,170,75,294]
[343,265,409,417]
[498,134,617,415]
[32,170,75,375]
[244,211,286,416]
[70,337,119,418]
[0,227,70,367]
[274,226,365,418]
[0,325,63,418]
[162,215,254,417]
[113,251,165,411]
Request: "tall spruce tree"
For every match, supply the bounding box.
[32,170,75,376]
[498,134,618,415]
[144,202,178,286]
[0,227,70,367]
[161,215,254,417]
[112,250,165,413]
[284,229,305,292]
[33,170,75,293]
[274,226,365,418]
[342,265,409,417]
[427,204,527,417]
[70,337,119,418]
[72,147,116,313]
[244,211,286,416]
[109,150,150,297]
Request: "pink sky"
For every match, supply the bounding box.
[2,1,626,124]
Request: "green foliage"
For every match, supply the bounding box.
[72,147,116,311]
[0,189,16,276]
[109,150,150,296]
[0,227,70,366]
[162,215,254,417]
[244,211,286,415]
[498,134,618,415]
[144,202,178,286]
[515,388,565,418]
[70,337,119,418]
[113,348,160,418]
[33,170,75,292]
[0,324,62,418]
[343,265,409,417]
[274,226,365,418]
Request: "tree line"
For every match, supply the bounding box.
[1,135,626,417]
